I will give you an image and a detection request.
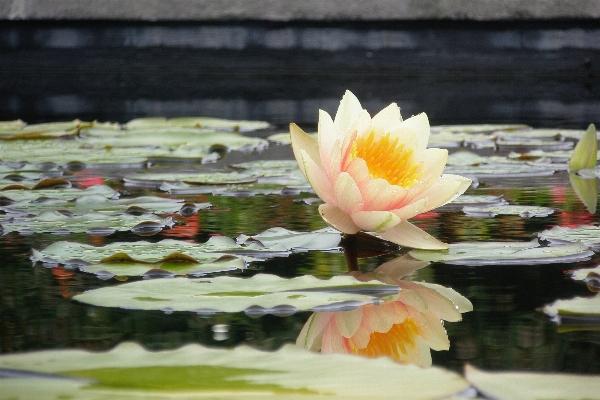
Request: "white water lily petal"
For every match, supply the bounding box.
[399,113,431,151]
[412,174,472,213]
[372,102,403,132]
[392,198,429,220]
[380,220,449,250]
[351,210,401,232]
[301,149,337,205]
[334,172,364,214]
[334,90,363,137]
[335,307,364,338]
[290,123,321,176]
[318,110,338,178]
[361,179,409,211]
[319,203,360,234]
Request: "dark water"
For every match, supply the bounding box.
[1,142,599,374]
[1,19,600,379]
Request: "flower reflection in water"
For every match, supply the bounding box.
[297,255,472,367]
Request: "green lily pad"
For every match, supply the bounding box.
[1,211,173,236]
[0,342,468,399]
[267,131,318,145]
[123,117,270,132]
[0,129,269,166]
[462,205,555,218]
[237,227,342,251]
[0,184,118,202]
[80,255,245,278]
[437,194,507,211]
[496,138,573,152]
[464,364,600,400]
[1,194,209,217]
[444,164,558,178]
[73,274,399,314]
[123,171,259,188]
[409,240,593,266]
[497,127,587,140]
[543,292,600,317]
[538,225,600,249]
[31,236,288,266]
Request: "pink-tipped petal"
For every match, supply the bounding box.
[319,203,360,234]
[361,302,397,333]
[373,254,430,280]
[405,148,449,200]
[344,157,372,186]
[335,308,363,338]
[334,90,364,136]
[290,123,321,177]
[399,113,430,151]
[334,172,364,214]
[361,179,409,211]
[411,174,472,213]
[351,210,401,232]
[379,220,449,250]
[391,198,429,220]
[318,110,338,177]
[301,149,336,205]
[372,102,403,132]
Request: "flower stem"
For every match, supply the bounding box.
[342,233,359,273]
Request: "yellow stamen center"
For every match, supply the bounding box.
[350,130,422,188]
[349,317,422,362]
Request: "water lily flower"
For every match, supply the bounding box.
[296,255,472,366]
[290,90,472,249]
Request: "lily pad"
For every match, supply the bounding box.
[543,294,600,317]
[124,171,259,188]
[437,194,507,211]
[464,364,600,400]
[1,211,173,236]
[267,131,318,145]
[409,240,593,266]
[538,225,600,249]
[31,236,288,266]
[444,164,558,179]
[123,116,270,132]
[1,194,209,217]
[462,205,555,218]
[73,274,400,314]
[237,227,342,251]
[0,342,468,399]
[79,255,245,278]
[0,184,118,202]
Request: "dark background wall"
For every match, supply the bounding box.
[1,19,599,128]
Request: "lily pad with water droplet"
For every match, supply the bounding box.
[409,240,593,266]
[73,274,399,314]
[1,211,173,236]
[462,205,555,218]
[0,342,468,400]
[237,227,342,251]
[464,364,600,400]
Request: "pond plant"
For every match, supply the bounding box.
[0,94,600,398]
